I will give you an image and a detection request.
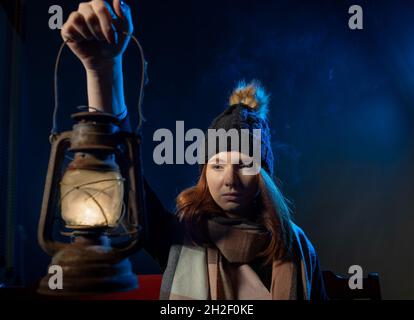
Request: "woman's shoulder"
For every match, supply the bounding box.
[289,221,328,300]
[289,221,318,261]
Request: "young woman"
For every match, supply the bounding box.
[60,0,327,300]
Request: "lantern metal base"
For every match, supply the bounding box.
[37,235,138,296]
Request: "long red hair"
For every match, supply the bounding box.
[176,166,294,264]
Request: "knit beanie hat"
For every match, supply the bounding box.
[201,80,274,177]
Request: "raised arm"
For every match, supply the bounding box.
[61,0,132,117]
[60,1,182,271]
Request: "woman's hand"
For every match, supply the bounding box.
[61,0,133,72]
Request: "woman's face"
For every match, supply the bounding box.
[206,151,259,217]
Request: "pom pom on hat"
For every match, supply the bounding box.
[228,80,270,119]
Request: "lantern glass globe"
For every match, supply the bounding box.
[60,168,124,229]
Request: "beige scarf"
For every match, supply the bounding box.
[164,216,308,300]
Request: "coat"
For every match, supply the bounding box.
[142,178,328,300]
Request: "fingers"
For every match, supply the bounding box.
[90,0,115,43]
[61,12,86,42]
[113,0,124,19]
[71,12,94,41]
[79,2,107,42]
[61,0,116,44]
[113,0,134,34]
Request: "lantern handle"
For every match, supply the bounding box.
[51,30,148,142]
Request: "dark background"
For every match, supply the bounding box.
[1,0,413,299]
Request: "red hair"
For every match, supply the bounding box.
[176,166,294,264]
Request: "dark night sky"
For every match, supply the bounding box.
[1,0,414,298]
